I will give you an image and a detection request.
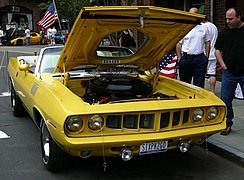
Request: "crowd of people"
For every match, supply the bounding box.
[0,25,68,46]
[175,7,244,136]
[118,8,244,136]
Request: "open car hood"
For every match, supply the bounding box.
[55,6,204,73]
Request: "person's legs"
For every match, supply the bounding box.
[209,76,217,93]
[220,70,238,135]
[206,60,217,93]
[179,55,194,84]
[26,37,30,46]
[193,54,208,88]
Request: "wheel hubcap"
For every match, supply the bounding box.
[11,90,16,110]
[41,123,50,160]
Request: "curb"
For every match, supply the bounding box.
[200,140,244,167]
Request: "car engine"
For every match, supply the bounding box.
[83,76,177,104]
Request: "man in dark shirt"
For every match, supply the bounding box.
[215,7,244,135]
[119,29,136,51]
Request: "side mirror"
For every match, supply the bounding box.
[19,64,29,71]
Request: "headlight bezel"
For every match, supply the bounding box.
[65,115,84,134]
[207,107,219,121]
[192,108,204,122]
[88,115,104,131]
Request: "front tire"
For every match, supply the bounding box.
[40,120,71,171]
[16,39,23,46]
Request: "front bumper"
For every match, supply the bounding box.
[51,122,225,157]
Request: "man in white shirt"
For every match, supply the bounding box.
[25,27,30,46]
[202,16,218,93]
[51,27,57,45]
[176,7,210,88]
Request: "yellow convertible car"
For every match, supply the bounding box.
[8,6,226,171]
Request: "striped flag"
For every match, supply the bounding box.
[159,54,177,78]
[37,2,58,29]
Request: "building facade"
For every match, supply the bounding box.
[135,0,244,31]
[0,0,40,32]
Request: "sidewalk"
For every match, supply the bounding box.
[204,80,244,164]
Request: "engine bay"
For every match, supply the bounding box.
[82,75,177,104]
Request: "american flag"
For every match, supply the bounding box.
[159,54,177,78]
[37,2,58,29]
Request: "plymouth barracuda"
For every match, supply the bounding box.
[8,6,226,171]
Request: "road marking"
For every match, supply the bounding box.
[0,51,6,70]
[0,92,11,97]
[0,130,10,139]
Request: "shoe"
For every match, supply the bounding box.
[220,126,231,136]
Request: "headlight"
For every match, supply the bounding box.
[88,115,104,130]
[192,108,204,122]
[65,116,83,133]
[207,107,218,120]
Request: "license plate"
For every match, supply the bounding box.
[139,140,168,155]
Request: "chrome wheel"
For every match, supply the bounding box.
[41,121,50,163]
[40,119,71,171]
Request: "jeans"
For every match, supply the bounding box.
[221,69,244,126]
[179,53,208,88]
[26,37,30,46]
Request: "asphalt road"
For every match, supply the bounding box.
[1,46,244,179]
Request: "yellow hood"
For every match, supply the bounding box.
[55,6,204,73]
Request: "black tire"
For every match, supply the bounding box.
[40,120,71,171]
[10,83,26,117]
[16,39,23,46]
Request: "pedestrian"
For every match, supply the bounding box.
[119,29,136,51]
[202,16,218,93]
[176,7,210,88]
[47,28,52,44]
[25,27,30,46]
[51,26,57,45]
[40,28,45,45]
[215,7,244,135]
[0,26,3,45]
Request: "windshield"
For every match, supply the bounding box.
[39,47,63,73]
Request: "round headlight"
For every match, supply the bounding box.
[88,115,104,130]
[65,116,83,133]
[207,107,218,120]
[192,108,204,122]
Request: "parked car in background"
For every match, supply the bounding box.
[8,6,226,172]
[54,31,65,44]
[11,32,47,46]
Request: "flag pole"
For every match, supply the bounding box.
[52,0,62,30]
